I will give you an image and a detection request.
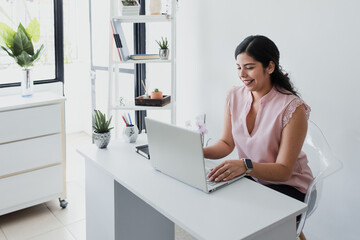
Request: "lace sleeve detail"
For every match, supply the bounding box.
[282,98,311,128]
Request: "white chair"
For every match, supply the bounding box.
[296,120,343,239]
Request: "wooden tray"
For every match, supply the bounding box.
[135,95,171,107]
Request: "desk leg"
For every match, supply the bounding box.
[115,181,174,240]
[85,161,115,240]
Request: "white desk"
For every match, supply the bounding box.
[77,134,307,240]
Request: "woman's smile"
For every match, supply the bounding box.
[237,53,273,99]
[242,79,254,86]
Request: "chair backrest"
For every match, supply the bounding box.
[296,120,342,237]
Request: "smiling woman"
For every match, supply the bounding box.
[204,35,313,240]
[0,0,63,88]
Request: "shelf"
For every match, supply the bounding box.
[114,58,172,64]
[111,103,172,111]
[113,15,172,23]
[102,0,177,137]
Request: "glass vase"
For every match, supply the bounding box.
[22,68,33,97]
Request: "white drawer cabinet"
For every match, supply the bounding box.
[0,134,62,176]
[0,165,63,212]
[0,104,61,144]
[0,92,66,216]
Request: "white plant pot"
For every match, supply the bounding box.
[159,48,169,60]
[120,0,140,16]
[93,131,111,149]
[122,125,139,143]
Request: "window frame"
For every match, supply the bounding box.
[134,0,147,132]
[0,0,64,90]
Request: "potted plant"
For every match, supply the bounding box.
[0,18,44,97]
[93,110,114,149]
[156,37,169,60]
[151,88,163,99]
[120,0,140,16]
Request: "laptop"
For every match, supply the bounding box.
[145,117,245,193]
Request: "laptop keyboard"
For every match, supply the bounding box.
[205,169,219,186]
[206,179,218,186]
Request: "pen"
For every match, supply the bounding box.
[128,113,133,126]
[122,115,128,126]
[124,114,129,125]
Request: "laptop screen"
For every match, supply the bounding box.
[145,118,208,191]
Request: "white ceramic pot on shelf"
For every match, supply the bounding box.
[119,0,140,16]
[159,48,169,60]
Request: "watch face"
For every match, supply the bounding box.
[245,159,253,169]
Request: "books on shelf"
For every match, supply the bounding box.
[130,54,160,60]
[110,21,121,61]
[111,19,130,61]
[112,19,166,62]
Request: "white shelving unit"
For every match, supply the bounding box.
[111,103,173,111]
[113,14,173,23]
[108,0,176,135]
[88,0,177,137]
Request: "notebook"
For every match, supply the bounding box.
[145,118,245,193]
[135,144,150,159]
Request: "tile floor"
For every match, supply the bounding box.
[0,132,195,240]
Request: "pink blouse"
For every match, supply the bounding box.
[227,86,313,194]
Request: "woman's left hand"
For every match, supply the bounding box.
[208,160,246,182]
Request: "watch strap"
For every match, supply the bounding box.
[242,158,253,175]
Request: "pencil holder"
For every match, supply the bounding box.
[123,125,139,143]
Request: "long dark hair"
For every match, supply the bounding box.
[234,35,299,97]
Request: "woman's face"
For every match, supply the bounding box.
[236,53,273,96]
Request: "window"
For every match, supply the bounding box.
[0,0,63,88]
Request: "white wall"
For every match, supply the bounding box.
[63,0,358,238]
[177,0,359,239]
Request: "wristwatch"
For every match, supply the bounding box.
[242,158,253,175]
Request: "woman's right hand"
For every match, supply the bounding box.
[208,159,246,182]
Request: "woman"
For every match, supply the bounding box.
[204,35,313,240]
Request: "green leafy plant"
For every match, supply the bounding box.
[0,18,44,69]
[156,37,168,49]
[122,0,139,6]
[93,110,114,133]
[154,88,160,92]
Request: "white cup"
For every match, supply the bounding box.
[123,125,139,143]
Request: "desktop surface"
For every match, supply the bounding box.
[77,134,307,240]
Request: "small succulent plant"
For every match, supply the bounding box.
[154,88,160,92]
[93,110,114,133]
[156,37,168,49]
[122,0,139,6]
